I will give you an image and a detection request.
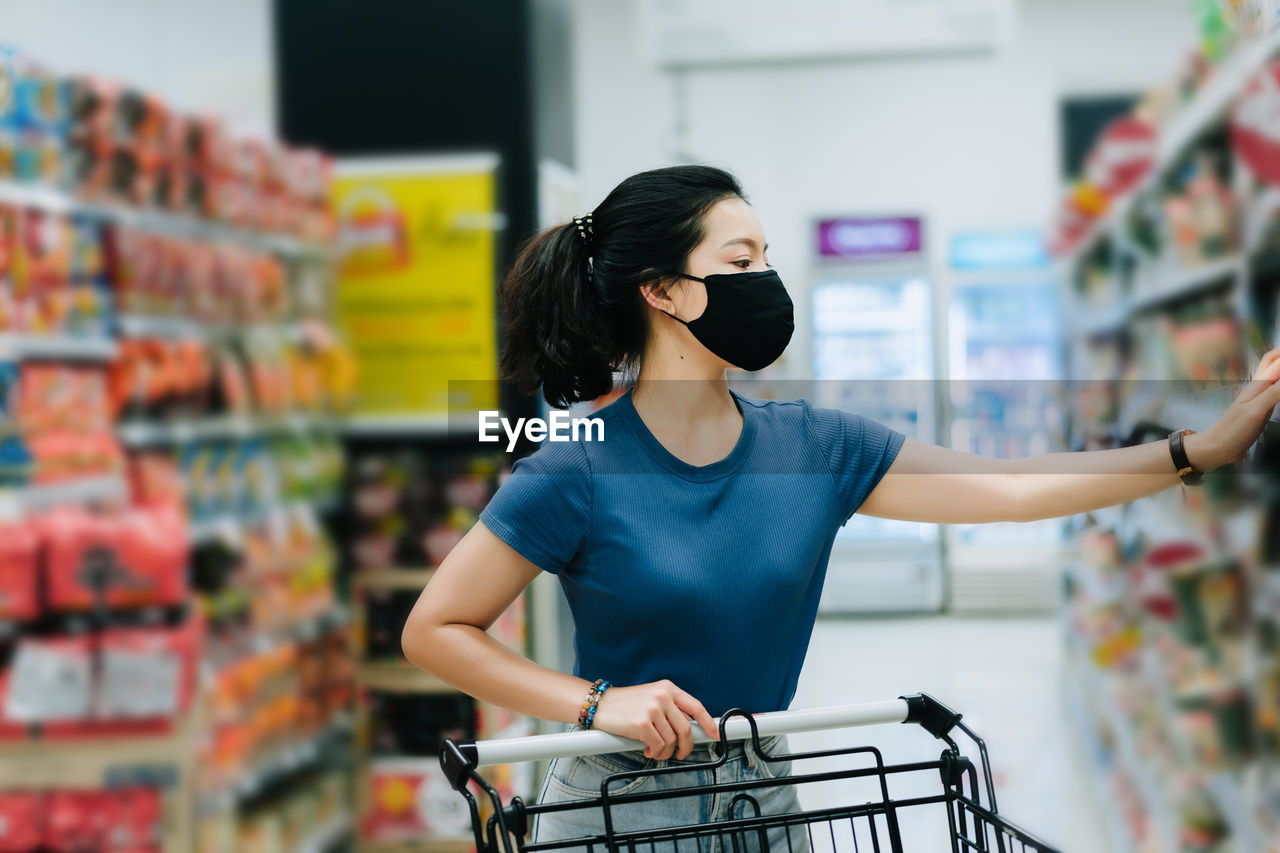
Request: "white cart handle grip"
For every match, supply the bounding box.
[451,696,959,769]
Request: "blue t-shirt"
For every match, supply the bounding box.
[479,389,905,716]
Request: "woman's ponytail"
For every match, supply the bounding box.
[498,165,745,407]
[499,220,615,408]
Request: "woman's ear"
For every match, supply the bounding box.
[639,278,680,315]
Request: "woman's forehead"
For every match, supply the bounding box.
[703,197,766,247]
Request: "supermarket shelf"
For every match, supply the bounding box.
[343,414,470,438]
[187,498,341,547]
[200,713,353,814]
[1076,305,1129,339]
[0,711,196,790]
[1145,653,1265,851]
[1158,395,1229,434]
[352,568,436,590]
[0,179,331,259]
[1074,254,1243,342]
[116,313,311,344]
[1084,668,1179,851]
[357,839,475,853]
[295,813,353,853]
[0,333,118,362]
[119,411,341,448]
[284,605,350,645]
[1064,670,1140,853]
[0,474,128,519]
[1158,28,1280,166]
[354,663,454,694]
[1064,28,1280,265]
[1128,255,1241,314]
[116,314,208,340]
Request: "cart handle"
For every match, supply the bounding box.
[447,694,960,769]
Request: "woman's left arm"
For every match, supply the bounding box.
[858,350,1280,524]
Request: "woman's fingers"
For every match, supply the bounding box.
[649,710,678,760]
[642,722,665,759]
[1252,379,1280,419]
[674,691,719,740]
[1236,351,1280,403]
[662,699,694,759]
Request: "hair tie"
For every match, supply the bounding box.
[572,213,595,276]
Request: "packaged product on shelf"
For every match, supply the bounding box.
[65,76,120,200]
[0,791,44,851]
[359,588,419,662]
[0,521,39,623]
[1,634,93,723]
[363,758,473,842]
[0,47,67,186]
[1083,116,1156,201]
[43,787,163,852]
[13,207,72,335]
[0,352,32,486]
[1175,681,1255,767]
[210,343,253,416]
[422,509,469,567]
[365,692,476,757]
[38,504,188,613]
[348,448,504,572]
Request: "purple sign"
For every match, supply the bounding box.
[817,217,923,260]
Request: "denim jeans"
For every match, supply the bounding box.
[531,735,811,853]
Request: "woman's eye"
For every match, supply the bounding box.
[734,259,752,269]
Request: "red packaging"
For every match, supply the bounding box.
[0,522,39,623]
[40,505,188,613]
[43,790,103,852]
[363,760,474,841]
[0,669,32,740]
[0,791,44,851]
[99,787,162,851]
[128,453,185,509]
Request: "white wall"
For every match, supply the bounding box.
[571,0,1198,374]
[0,0,274,135]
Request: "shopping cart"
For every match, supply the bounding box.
[441,693,1062,853]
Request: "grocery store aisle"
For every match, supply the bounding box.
[790,616,1106,853]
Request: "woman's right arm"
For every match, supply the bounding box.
[400,520,718,759]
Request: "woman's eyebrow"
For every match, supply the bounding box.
[720,237,768,251]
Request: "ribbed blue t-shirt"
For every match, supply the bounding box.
[478,389,906,716]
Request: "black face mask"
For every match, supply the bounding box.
[662,269,795,371]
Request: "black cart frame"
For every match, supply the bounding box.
[442,694,1062,853]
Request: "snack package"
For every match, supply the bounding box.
[42,790,102,852]
[39,504,188,612]
[0,521,39,623]
[0,791,45,851]
[363,759,473,841]
[0,49,67,185]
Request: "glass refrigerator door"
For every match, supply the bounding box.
[812,277,944,613]
[946,279,1067,611]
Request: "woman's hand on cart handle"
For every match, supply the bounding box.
[1189,347,1280,471]
[590,680,719,761]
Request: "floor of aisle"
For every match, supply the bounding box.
[788,616,1106,853]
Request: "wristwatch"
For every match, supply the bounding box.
[1168,429,1203,486]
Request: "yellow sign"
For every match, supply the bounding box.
[334,155,499,418]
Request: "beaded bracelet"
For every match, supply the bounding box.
[578,679,611,730]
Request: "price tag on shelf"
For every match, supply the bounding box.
[96,648,182,718]
[5,639,92,721]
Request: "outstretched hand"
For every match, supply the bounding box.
[1189,347,1280,471]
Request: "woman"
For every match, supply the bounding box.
[402,165,1280,847]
